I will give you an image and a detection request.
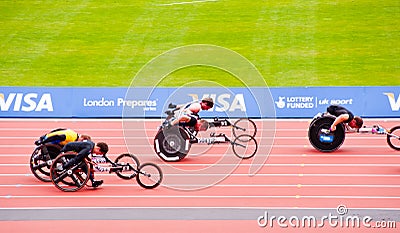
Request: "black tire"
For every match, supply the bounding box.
[308,115,345,152]
[50,153,89,192]
[47,144,62,159]
[29,144,61,182]
[136,163,163,189]
[154,126,191,162]
[114,153,140,180]
[232,134,258,159]
[387,126,400,151]
[232,118,257,138]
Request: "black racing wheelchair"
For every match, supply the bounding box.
[49,152,163,192]
[29,140,62,182]
[153,103,258,162]
[308,113,400,152]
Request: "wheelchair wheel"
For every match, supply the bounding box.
[50,153,89,192]
[387,126,400,151]
[308,116,345,152]
[136,163,163,189]
[232,118,257,138]
[29,144,61,182]
[232,134,258,159]
[154,126,191,162]
[114,153,140,180]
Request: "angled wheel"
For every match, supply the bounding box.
[46,144,62,159]
[308,116,345,152]
[29,144,61,182]
[114,153,140,180]
[136,163,163,189]
[154,126,191,162]
[232,118,257,138]
[50,153,89,192]
[387,126,400,150]
[232,134,258,159]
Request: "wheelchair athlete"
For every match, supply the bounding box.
[325,105,363,132]
[173,97,214,117]
[36,128,79,146]
[171,116,210,132]
[59,140,109,188]
[167,97,214,132]
[322,105,384,134]
[169,108,218,144]
[35,128,91,159]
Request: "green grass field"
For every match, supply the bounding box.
[0,0,399,87]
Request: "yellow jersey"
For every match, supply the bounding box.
[45,129,79,146]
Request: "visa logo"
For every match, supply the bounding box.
[384,93,400,111]
[0,93,54,112]
[188,93,246,112]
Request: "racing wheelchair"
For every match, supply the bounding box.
[49,152,163,192]
[153,104,258,162]
[308,113,400,152]
[29,140,62,182]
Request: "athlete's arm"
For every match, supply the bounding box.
[330,114,349,131]
[344,124,358,133]
[171,115,191,125]
[187,103,201,115]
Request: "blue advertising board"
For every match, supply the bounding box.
[0,86,399,118]
[270,86,400,118]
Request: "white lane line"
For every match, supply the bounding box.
[0,144,393,148]
[0,128,133,131]
[0,136,386,140]
[2,163,400,167]
[0,184,399,188]
[1,173,400,177]
[1,195,400,199]
[1,206,399,210]
[0,136,156,139]
[1,154,399,157]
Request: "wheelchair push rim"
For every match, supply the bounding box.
[154,125,191,162]
[29,144,61,182]
[50,153,90,192]
[308,116,345,152]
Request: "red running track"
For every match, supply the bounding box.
[0,118,399,233]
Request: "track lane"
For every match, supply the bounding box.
[1,118,399,232]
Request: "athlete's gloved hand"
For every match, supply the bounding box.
[162,120,172,129]
[34,139,42,145]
